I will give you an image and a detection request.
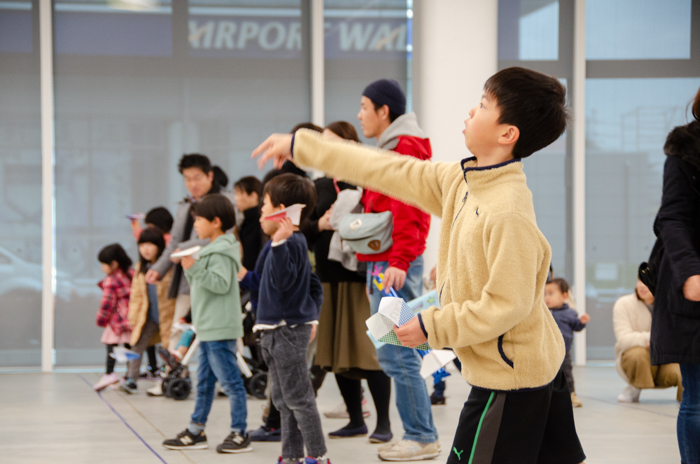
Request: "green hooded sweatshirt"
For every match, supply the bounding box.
[184,234,243,342]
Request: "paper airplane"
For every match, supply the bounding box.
[109,346,141,363]
[365,330,386,349]
[366,296,430,351]
[171,246,202,260]
[406,290,439,315]
[419,349,457,379]
[262,204,306,226]
[126,213,145,221]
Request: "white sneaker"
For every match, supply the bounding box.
[324,398,371,419]
[617,385,641,403]
[93,373,120,391]
[147,381,163,397]
[378,439,441,461]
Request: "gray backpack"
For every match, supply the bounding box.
[339,211,394,255]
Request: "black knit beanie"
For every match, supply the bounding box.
[362,79,406,116]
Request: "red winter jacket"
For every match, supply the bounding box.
[357,133,432,271]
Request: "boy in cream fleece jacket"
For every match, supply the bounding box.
[253,67,585,464]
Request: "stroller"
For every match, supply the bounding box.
[158,320,268,401]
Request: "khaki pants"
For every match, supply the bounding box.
[168,294,191,351]
[621,346,683,401]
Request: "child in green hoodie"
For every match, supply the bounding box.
[162,194,251,455]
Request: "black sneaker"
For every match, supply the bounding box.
[216,431,253,454]
[162,429,208,450]
[119,379,137,394]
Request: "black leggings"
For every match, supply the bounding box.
[147,346,158,372]
[336,370,392,434]
[105,343,131,375]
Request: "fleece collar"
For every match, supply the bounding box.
[460,156,524,192]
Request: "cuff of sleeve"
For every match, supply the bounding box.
[271,239,287,247]
[388,258,409,272]
[417,313,428,338]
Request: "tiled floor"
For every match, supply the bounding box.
[0,364,682,463]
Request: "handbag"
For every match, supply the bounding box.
[638,237,663,296]
[339,211,393,255]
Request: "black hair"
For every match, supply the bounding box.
[483,67,569,159]
[98,244,133,279]
[234,176,262,197]
[371,101,401,123]
[144,207,173,234]
[192,194,236,231]
[261,169,282,191]
[290,122,323,134]
[212,165,229,189]
[262,173,317,222]
[137,227,166,274]
[178,153,212,175]
[547,277,570,294]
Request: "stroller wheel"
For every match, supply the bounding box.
[168,378,191,401]
[162,378,172,397]
[248,372,268,400]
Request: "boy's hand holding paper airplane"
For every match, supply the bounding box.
[181,256,195,269]
[262,203,305,226]
[394,316,428,349]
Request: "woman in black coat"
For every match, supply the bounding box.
[651,87,700,464]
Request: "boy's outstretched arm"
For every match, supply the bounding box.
[252,129,451,218]
[420,213,550,349]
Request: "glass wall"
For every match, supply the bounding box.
[584,0,700,359]
[324,0,410,143]
[498,0,573,283]
[53,0,310,365]
[0,0,42,367]
[500,0,700,360]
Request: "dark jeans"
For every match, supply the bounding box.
[190,340,247,434]
[261,325,326,460]
[679,364,700,464]
[562,350,575,393]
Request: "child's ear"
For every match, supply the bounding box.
[111,260,119,271]
[213,217,223,229]
[278,203,286,211]
[499,125,519,147]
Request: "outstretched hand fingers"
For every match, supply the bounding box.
[251,134,293,170]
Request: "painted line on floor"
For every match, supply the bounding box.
[78,374,170,464]
[113,387,198,464]
[578,394,678,419]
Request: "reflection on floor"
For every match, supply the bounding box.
[0,365,681,463]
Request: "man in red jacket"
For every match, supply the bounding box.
[357,79,439,461]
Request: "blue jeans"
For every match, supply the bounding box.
[190,340,247,434]
[367,257,438,443]
[679,364,700,464]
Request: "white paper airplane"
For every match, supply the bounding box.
[109,346,141,363]
[171,246,202,260]
[419,349,457,379]
[262,204,306,226]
